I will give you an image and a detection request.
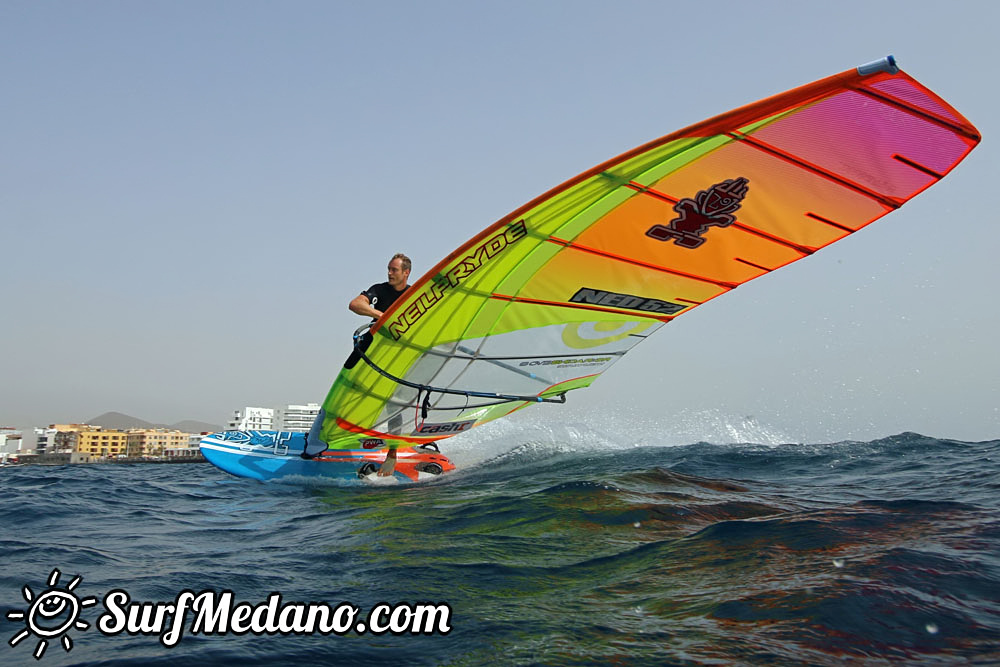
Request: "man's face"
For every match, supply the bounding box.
[387,258,410,290]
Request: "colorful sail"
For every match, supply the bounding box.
[313,56,979,453]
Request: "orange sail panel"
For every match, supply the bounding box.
[316,57,980,451]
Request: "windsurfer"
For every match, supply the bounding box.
[348,253,412,476]
[302,254,413,465]
[349,253,412,320]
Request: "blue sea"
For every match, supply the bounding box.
[2,422,998,666]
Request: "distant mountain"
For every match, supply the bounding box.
[86,412,223,433]
[169,420,223,434]
[87,412,158,430]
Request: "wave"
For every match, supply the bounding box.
[2,431,998,665]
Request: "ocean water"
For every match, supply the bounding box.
[2,422,998,666]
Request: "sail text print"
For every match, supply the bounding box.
[387,221,527,340]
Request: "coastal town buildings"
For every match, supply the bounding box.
[126,430,191,457]
[1,427,21,447]
[73,429,128,457]
[33,427,58,455]
[1,428,23,456]
[166,436,203,458]
[276,403,321,432]
[226,403,320,433]
[11,401,320,465]
[34,424,89,455]
[227,407,275,431]
[16,424,204,462]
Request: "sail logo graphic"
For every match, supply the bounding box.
[412,420,474,435]
[569,288,686,316]
[387,220,528,340]
[646,177,749,248]
[7,569,97,660]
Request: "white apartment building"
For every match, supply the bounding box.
[227,407,275,431]
[277,403,321,432]
[224,403,320,433]
[0,428,23,454]
[32,427,62,455]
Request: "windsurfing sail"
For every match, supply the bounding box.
[307,56,980,455]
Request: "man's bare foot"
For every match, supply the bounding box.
[377,449,397,476]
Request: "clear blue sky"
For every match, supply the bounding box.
[2,1,996,444]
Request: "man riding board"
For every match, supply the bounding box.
[348,253,411,476]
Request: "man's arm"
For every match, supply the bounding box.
[349,293,382,319]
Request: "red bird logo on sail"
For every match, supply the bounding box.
[646,177,749,248]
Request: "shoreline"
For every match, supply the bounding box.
[4,454,207,466]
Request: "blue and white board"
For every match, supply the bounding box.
[199,431,455,482]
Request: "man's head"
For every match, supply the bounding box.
[387,253,411,290]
